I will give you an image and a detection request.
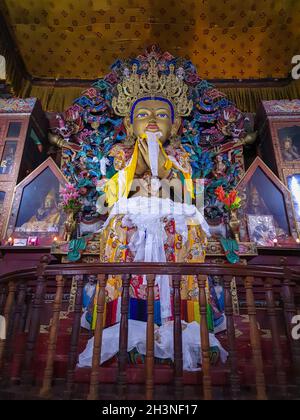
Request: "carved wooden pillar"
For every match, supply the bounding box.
[265,277,287,397]
[145,274,155,400]
[173,274,183,400]
[12,281,27,335]
[224,275,240,400]
[118,274,130,399]
[1,280,26,384]
[21,255,50,385]
[65,275,84,399]
[281,269,300,389]
[0,280,16,374]
[244,276,267,400]
[87,273,106,400]
[0,285,7,313]
[198,275,212,400]
[40,274,65,398]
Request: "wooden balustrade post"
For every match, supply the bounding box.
[265,278,287,397]
[65,275,84,399]
[0,285,7,313]
[87,274,106,400]
[21,255,51,386]
[12,281,27,335]
[244,276,267,400]
[0,280,17,375]
[1,281,27,384]
[40,274,65,398]
[117,274,130,400]
[145,274,155,400]
[198,275,212,400]
[281,269,300,390]
[173,274,183,400]
[224,275,240,400]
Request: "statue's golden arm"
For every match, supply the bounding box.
[48,133,81,152]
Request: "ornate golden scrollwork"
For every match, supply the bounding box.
[112,60,193,117]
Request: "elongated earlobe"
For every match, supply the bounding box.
[171,117,181,136]
[124,116,133,135]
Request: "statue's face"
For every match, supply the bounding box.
[125,99,181,144]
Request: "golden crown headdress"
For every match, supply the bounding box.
[112,59,193,118]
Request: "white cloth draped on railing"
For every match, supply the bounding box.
[78,319,228,371]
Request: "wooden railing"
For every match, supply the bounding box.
[0,256,300,400]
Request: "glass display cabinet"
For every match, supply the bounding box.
[0,98,48,240]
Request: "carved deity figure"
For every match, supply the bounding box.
[213,154,227,178]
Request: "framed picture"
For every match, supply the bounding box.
[13,238,28,247]
[0,140,17,175]
[282,168,300,234]
[247,215,277,247]
[267,119,300,181]
[237,157,299,244]
[256,102,300,187]
[277,125,300,163]
[5,157,67,246]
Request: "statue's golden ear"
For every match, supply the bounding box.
[123,116,133,135]
[171,117,182,136]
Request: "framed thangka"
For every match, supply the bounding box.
[247,215,277,247]
[277,126,300,164]
[237,157,298,246]
[282,168,300,235]
[5,157,67,245]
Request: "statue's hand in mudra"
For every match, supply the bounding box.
[136,136,171,179]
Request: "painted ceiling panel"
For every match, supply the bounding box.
[1,0,300,80]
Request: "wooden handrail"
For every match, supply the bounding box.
[1,262,299,285]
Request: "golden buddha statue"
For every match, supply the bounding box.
[77,49,236,369]
[93,59,210,328]
[17,189,61,233]
[99,60,194,207]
